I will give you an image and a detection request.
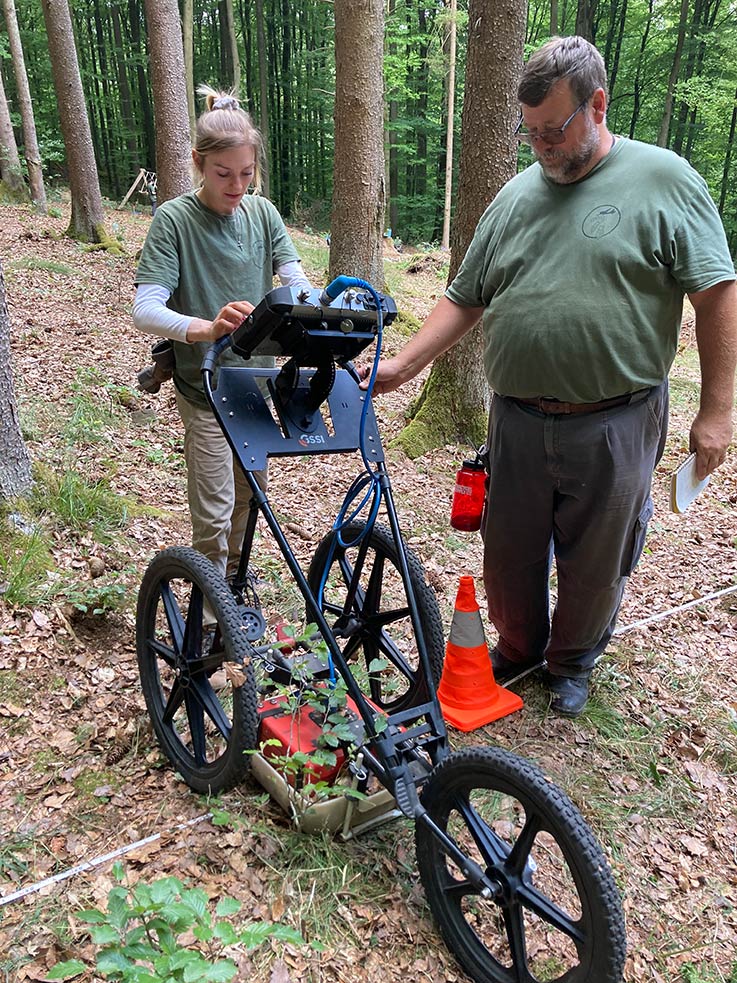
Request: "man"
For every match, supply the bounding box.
[363,36,737,717]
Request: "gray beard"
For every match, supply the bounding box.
[536,122,600,185]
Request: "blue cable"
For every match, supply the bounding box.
[314,276,385,685]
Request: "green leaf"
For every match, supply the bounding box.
[200,960,238,982]
[239,921,304,950]
[209,808,233,827]
[96,948,134,974]
[214,897,241,917]
[368,658,389,673]
[89,924,120,945]
[106,889,132,931]
[265,924,305,944]
[121,941,159,960]
[181,887,209,919]
[192,923,214,942]
[213,920,239,945]
[150,877,183,905]
[78,907,108,924]
[45,960,87,981]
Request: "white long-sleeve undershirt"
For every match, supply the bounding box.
[133,260,312,342]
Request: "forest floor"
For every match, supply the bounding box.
[1,196,736,983]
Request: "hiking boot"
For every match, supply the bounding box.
[546,674,590,718]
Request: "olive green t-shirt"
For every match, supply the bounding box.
[135,191,300,406]
[446,138,735,402]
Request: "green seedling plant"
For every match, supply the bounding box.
[47,862,304,982]
[253,625,388,812]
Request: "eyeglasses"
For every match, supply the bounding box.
[515,100,588,146]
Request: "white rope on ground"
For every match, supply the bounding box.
[614,582,737,635]
[0,813,211,908]
[3,584,736,909]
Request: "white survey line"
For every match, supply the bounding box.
[614,582,737,635]
[0,813,211,907]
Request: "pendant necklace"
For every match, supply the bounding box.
[231,211,243,250]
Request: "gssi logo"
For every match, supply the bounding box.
[299,433,326,447]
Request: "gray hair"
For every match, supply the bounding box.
[193,84,263,188]
[518,36,608,107]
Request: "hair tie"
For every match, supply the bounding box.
[212,95,239,111]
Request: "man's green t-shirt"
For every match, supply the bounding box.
[135,191,300,406]
[446,138,735,403]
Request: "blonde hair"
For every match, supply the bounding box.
[193,84,263,190]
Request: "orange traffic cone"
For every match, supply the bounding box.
[437,575,523,732]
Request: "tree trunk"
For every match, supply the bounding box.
[255,0,270,197]
[575,0,598,41]
[441,0,457,251]
[224,0,241,94]
[129,0,156,169]
[718,84,737,215]
[328,0,385,288]
[656,0,690,148]
[551,0,559,34]
[387,0,399,236]
[40,0,109,243]
[0,64,26,199]
[2,0,46,211]
[395,0,525,458]
[0,258,33,500]
[143,0,193,204]
[628,0,654,138]
[110,1,139,169]
[182,0,196,138]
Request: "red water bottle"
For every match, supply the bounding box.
[450,457,487,532]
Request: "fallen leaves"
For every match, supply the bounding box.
[1,201,737,983]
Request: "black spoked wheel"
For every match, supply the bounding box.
[136,546,259,794]
[416,747,626,983]
[307,521,445,713]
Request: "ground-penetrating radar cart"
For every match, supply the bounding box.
[135,277,627,983]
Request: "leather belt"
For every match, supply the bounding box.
[509,389,651,415]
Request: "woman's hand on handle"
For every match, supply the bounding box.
[186,301,255,343]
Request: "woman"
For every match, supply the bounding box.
[134,86,310,578]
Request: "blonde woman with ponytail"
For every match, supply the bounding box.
[133,86,310,579]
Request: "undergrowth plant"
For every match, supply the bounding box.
[253,625,387,813]
[0,462,141,611]
[47,862,306,982]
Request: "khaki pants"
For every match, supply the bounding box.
[176,391,266,578]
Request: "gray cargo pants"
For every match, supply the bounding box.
[482,382,668,678]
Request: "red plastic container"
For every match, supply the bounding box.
[450,459,487,532]
[258,692,369,787]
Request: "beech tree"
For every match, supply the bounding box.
[143,0,193,204]
[328,0,385,287]
[40,0,115,246]
[0,259,33,500]
[395,0,525,456]
[0,64,26,200]
[3,0,47,212]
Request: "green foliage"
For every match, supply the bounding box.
[32,466,131,535]
[47,864,305,982]
[251,625,381,806]
[0,524,52,607]
[679,962,737,983]
[6,257,77,275]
